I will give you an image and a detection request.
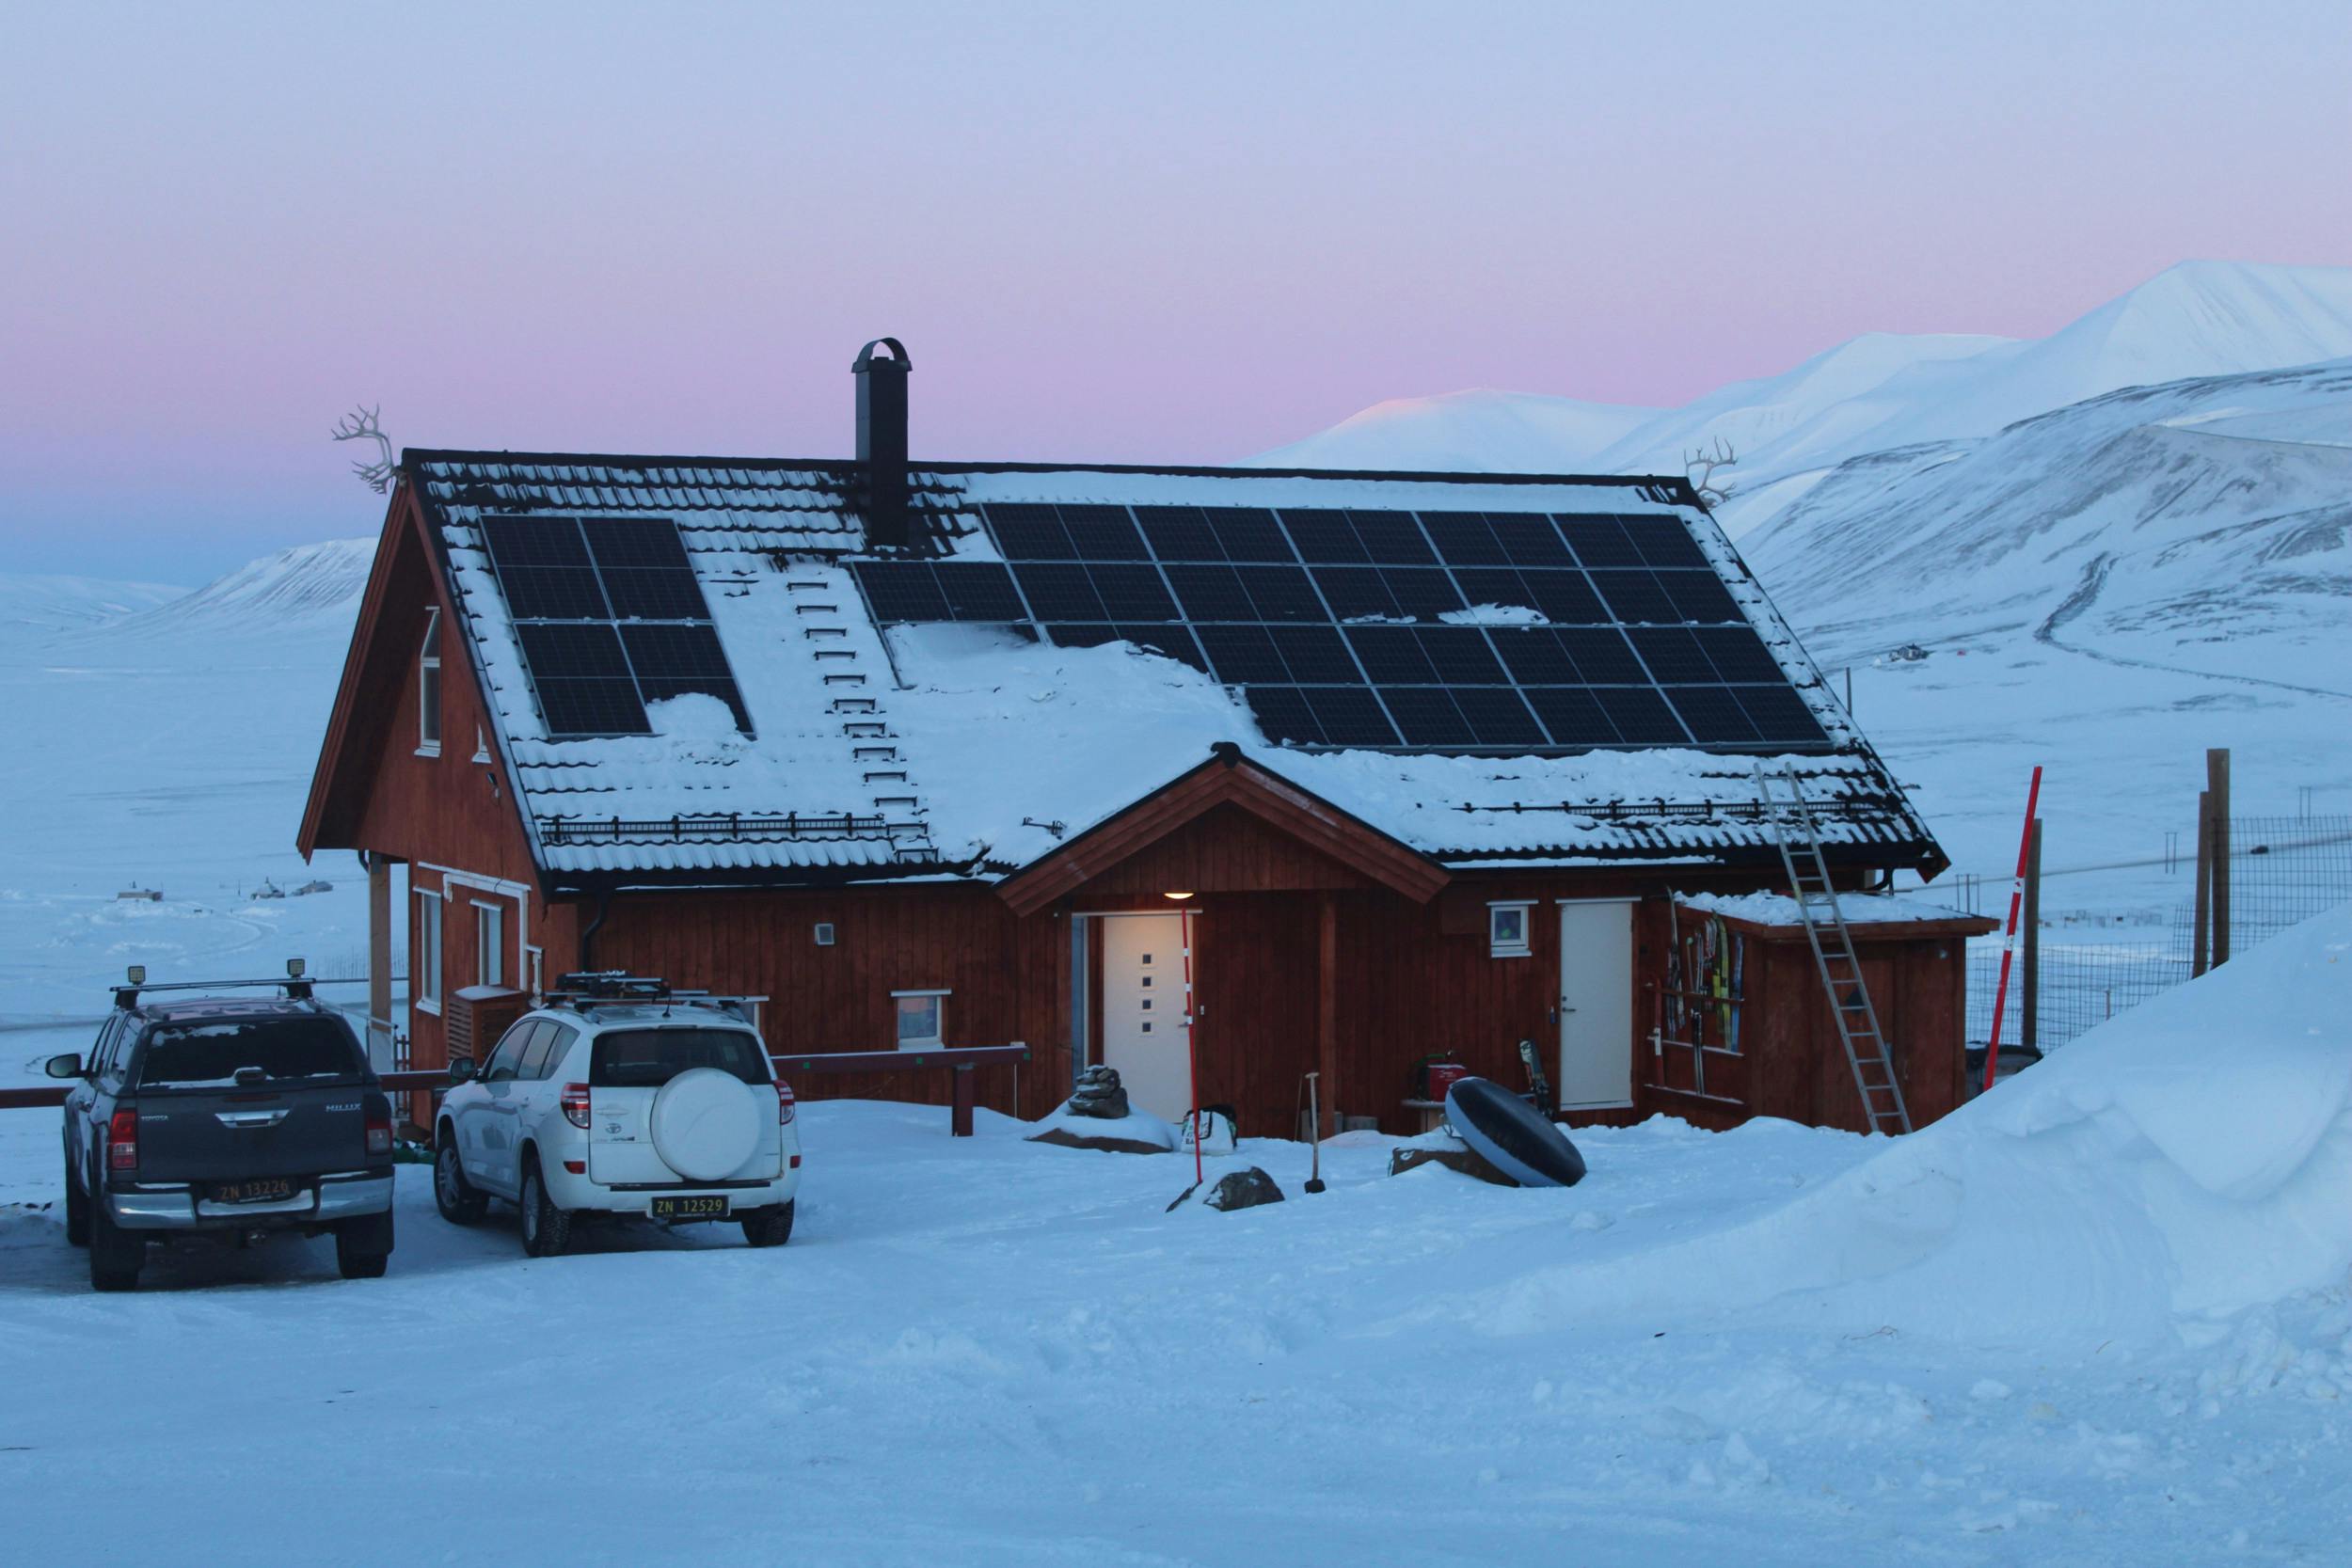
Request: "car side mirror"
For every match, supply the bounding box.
[447,1056,478,1085]
[44,1053,83,1080]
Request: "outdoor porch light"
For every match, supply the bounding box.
[1163,891,1194,901]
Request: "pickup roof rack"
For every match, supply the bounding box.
[541,971,765,1023]
[113,960,315,1009]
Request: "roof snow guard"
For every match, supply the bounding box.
[404,436,1946,886]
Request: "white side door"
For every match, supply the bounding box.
[1099,913,1193,1121]
[1557,900,1635,1110]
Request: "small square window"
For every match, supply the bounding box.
[1489,903,1532,958]
[893,990,946,1049]
[814,922,837,947]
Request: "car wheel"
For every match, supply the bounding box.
[63,1145,89,1247]
[740,1201,794,1248]
[519,1161,572,1259]
[88,1196,143,1292]
[433,1131,487,1226]
[335,1209,394,1279]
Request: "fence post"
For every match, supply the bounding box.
[2021,817,2042,1054]
[2191,789,2213,978]
[2207,748,2232,968]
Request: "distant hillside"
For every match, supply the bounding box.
[1248,388,1659,473]
[1742,357,2352,685]
[1255,261,2352,538]
[0,573,185,639]
[109,537,375,639]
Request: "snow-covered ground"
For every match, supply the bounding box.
[5,911,2349,1564]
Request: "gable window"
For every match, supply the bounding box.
[893,989,947,1050]
[415,890,443,1012]
[474,901,504,989]
[1488,902,1533,958]
[418,607,443,756]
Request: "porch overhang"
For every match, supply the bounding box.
[994,743,1452,917]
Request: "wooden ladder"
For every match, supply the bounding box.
[1754,763,1913,1135]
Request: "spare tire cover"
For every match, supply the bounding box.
[649,1067,763,1182]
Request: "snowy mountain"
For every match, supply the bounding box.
[1250,388,1660,473]
[0,572,184,640]
[105,536,375,640]
[1737,356,2352,889]
[1741,357,2352,680]
[1261,262,2352,536]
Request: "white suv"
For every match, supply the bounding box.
[432,990,801,1256]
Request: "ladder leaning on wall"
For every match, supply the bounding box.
[1754,763,1914,1135]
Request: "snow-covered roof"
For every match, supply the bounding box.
[1675,890,1989,929]
[410,451,1942,886]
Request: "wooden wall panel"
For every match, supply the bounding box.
[588,884,1070,1121]
[1065,804,1383,898]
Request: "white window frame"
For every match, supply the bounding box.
[891,988,949,1050]
[414,888,444,1013]
[473,900,504,989]
[417,607,443,757]
[471,724,491,764]
[1488,901,1534,958]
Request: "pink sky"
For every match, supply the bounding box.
[4,1,2348,580]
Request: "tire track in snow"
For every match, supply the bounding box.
[2033,550,2352,701]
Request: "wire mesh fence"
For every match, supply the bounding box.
[1965,815,2352,1053]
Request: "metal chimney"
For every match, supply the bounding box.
[852,338,912,549]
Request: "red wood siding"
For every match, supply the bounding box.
[586,885,1070,1119]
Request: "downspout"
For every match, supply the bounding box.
[578,888,614,973]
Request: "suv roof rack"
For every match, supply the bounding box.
[542,972,765,1022]
[113,960,316,1009]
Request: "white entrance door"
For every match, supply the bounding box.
[1099,913,1193,1121]
[1557,900,1635,1110]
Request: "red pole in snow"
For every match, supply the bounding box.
[1178,903,1203,1185]
[1980,766,2044,1096]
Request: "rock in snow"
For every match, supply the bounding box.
[1168,1164,1285,1212]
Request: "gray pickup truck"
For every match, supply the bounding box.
[48,970,397,1291]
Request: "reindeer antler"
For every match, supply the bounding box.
[1683,436,1736,512]
[331,404,397,494]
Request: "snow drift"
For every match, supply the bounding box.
[1451,905,2352,1352]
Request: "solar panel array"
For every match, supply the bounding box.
[849,503,1830,753]
[481,516,752,737]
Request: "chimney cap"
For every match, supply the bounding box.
[852,338,911,372]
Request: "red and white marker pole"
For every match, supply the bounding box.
[1180,903,1202,1185]
[1980,766,2043,1096]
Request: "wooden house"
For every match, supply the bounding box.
[297,341,1992,1139]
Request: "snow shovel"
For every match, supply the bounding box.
[1304,1071,1326,1194]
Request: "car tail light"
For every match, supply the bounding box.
[365,1109,393,1157]
[561,1084,591,1130]
[774,1081,796,1126]
[108,1108,139,1172]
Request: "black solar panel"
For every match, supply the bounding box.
[934,562,1026,621]
[1279,510,1370,564]
[1086,564,1179,621]
[482,515,749,738]
[1380,688,1475,747]
[1243,686,1322,745]
[1269,625,1361,684]
[1347,510,1437,565]
[1197,625,1290,685]
[940,501,1823,755]
[1204,508,1295,562]
[1057,504,1151,560]
[1305,686,1400,747]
